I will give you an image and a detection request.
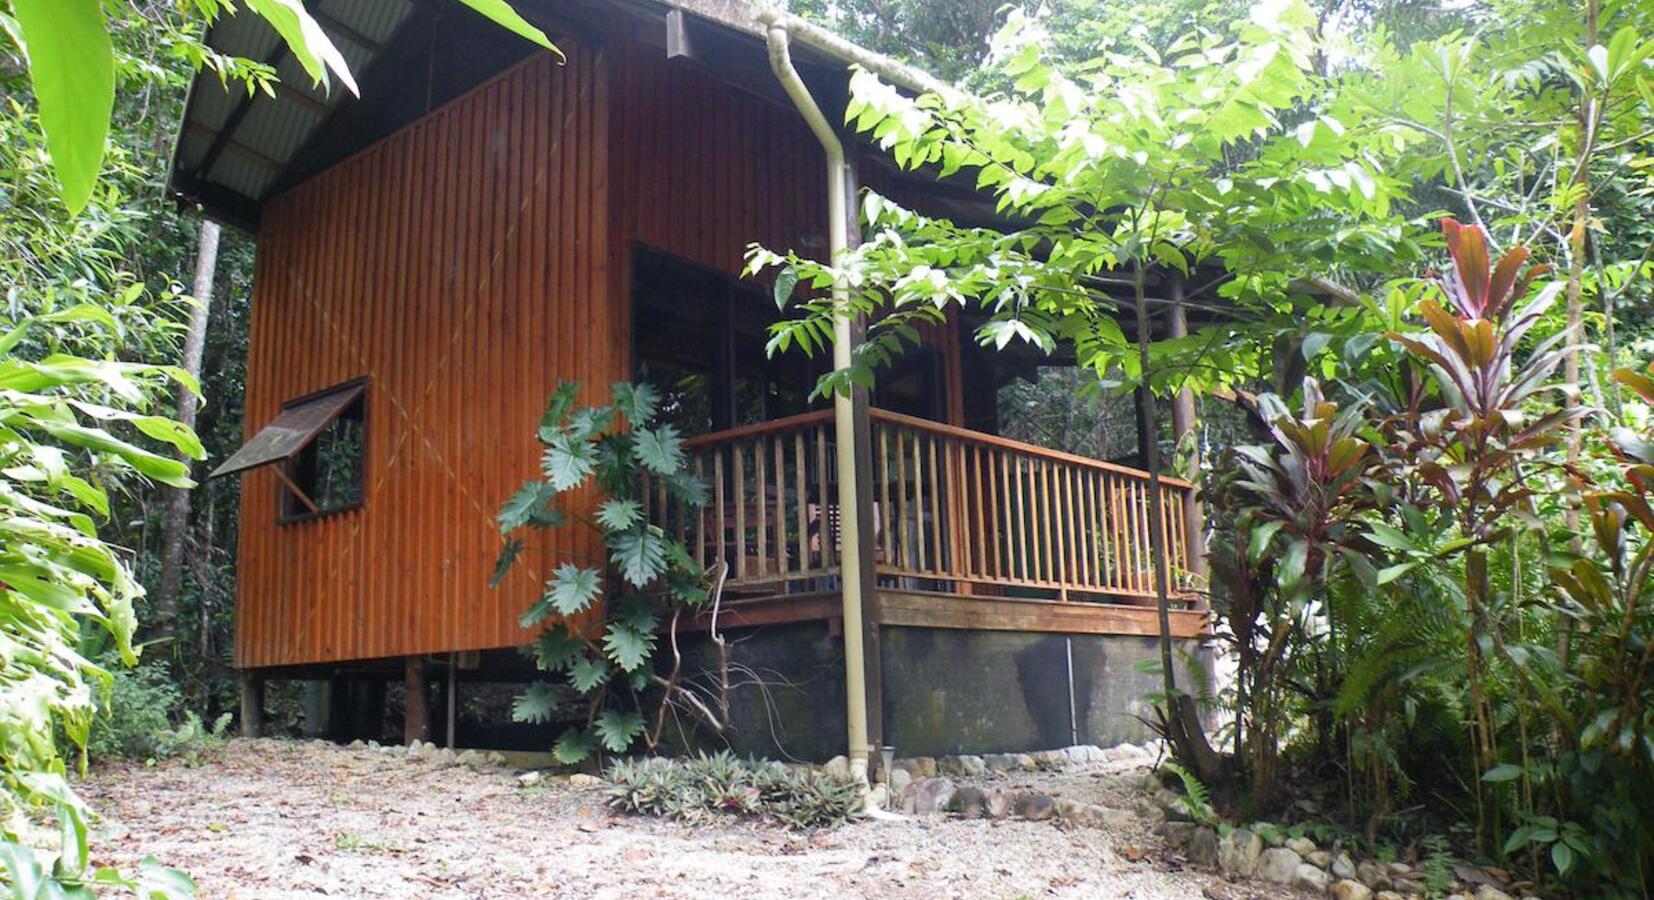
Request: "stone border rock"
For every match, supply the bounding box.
[347,739,507,769]
[822,742,1535,900]
[1138,774,1535,900]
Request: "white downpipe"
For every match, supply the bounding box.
[761,18,871,788]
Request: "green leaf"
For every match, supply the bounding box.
[498,480,558,531]
[532,628,584,671]
[243,0,358,95]
[552,728,594,764]
[490,538,524,588]
[603,622,653,673]
[1551,840,1574,876]
[632,425,685,476]
[542,564,602,617]
[594,709,646,753]
[611,382,659,425]
[609,528,667,588]
[595,498,643,532]
[1375,562,1416,585]
[1247,521,1284,562]
[1481,763,1523,783]
[568,657,610,692]
[774,266,800,310]
[542,433,596,490]
[11,0,114,216]
[452,0,563,60]
[134,856,198,899]
[511,682,562,723]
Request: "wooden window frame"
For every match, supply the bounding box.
[277,378,370,526]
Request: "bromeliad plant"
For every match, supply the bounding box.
[492,381,723,764]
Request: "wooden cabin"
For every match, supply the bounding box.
[174,0,1208,759]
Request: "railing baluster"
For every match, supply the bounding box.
[965,443,979,579]
[927,432,942,578]
[818,423,833,569]
[756,435,770,575]
[793,431,807,575]
[732,442,746,580]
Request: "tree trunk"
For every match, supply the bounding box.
[1132,266,1223,784]
[1559,0,1599,677]
[154,218,220,644]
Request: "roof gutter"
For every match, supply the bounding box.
[757,12,874,795]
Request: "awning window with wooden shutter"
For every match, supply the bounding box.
[211,379,368,521]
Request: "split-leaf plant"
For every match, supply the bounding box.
[493,381,726,765]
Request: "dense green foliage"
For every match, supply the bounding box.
[606,753,861,829]
[759,0,1654,892]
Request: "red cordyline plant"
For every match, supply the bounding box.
[1228,377,1373,808]
[1384,218,1582,845]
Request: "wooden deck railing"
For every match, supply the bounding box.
[644,409,1199,606]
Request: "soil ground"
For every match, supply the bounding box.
[81,738,1294,899]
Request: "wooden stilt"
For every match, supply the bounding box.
[404,657,430,744]
[239,672,264,738]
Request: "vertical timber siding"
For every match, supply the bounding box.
[236,45,613,668]
[237,32,837,669]
[608,37,827,291]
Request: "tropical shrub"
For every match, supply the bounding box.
[606,753,861,829]
[493,381,724,765]
[0,323,201,895]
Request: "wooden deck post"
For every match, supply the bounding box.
[1166,278,1208,592]
[239,671,263,738]
[404,657,430,744]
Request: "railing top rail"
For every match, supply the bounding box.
[680,409,835,449]
[869,408,1195,489]
[679,406,1193,491]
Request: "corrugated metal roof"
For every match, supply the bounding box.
[170,0,416,218]
[167,0,867,228]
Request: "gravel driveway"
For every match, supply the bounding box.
[80,738,1291,899]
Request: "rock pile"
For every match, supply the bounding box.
[1141,779,1533,900]
[347,738,507,768]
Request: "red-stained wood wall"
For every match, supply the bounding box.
[235,30,832,669]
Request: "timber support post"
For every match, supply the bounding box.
[404,657,431,744]
[1166,277,1208,593]
[239,671,264,738]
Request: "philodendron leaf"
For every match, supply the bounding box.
[632,425,685,475]
[498,480,558,531]
[511,681,562,724]
[11,0,113,217]
[532,628,584,671]
[611,382,659,425]
[603,622,653,673]
[568,657,610,692]
[594,709,646,753]
[542,433,596,490]
[609,528,667,588]
[543,564,602,616]
[595,498,643,532]
[552,727,594,764]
